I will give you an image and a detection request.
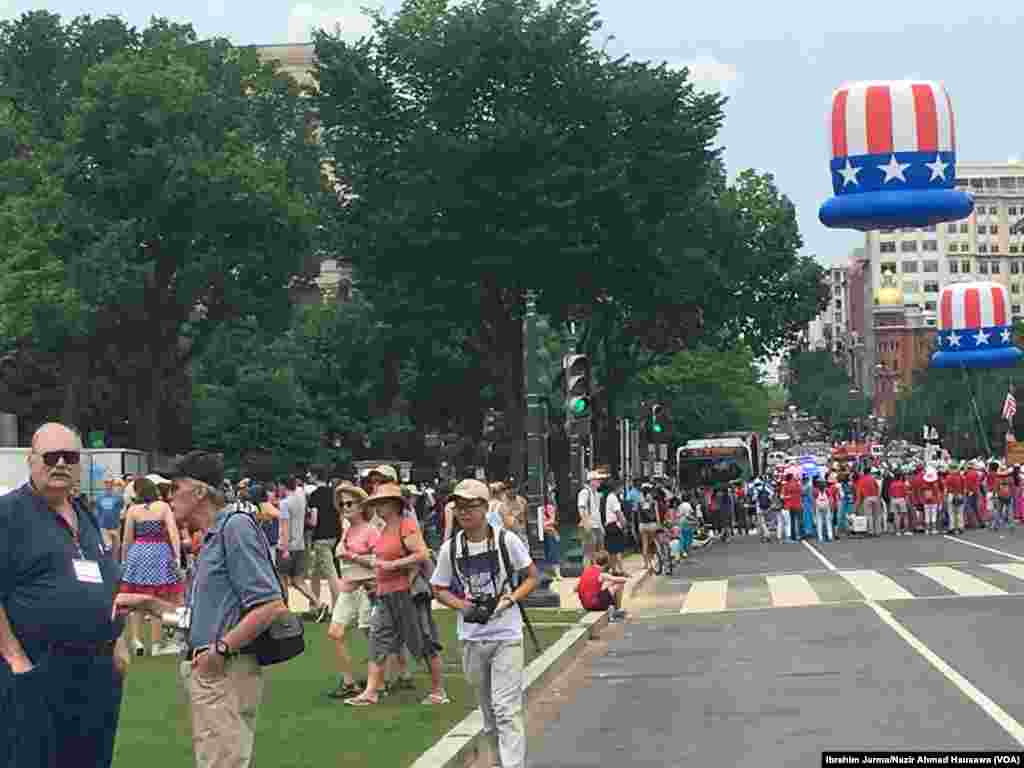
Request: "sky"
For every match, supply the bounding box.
[4,0,1023,266]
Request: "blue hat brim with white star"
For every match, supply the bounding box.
[819,187,974,231]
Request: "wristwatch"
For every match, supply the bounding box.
[214,640,235,658]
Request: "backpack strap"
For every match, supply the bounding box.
[497,530,518,589]
[220,506,289,608]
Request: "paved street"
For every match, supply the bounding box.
[530,530,1024,766]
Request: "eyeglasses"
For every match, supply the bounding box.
[39,450,81,467]
[454,500,487,512]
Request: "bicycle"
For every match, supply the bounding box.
[653,526,676,576]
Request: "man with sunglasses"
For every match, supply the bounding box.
[431,479,539,768]
[0,422,126,767]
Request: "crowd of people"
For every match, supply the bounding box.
[0,425,544,768]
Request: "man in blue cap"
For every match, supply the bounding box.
[0,422,126,768]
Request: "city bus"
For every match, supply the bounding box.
[676,433,761,490]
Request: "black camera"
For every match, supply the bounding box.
[463,595,499,624]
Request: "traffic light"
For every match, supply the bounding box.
[483,408,504,439]
[564,353,592,419]
[651,403,666,435]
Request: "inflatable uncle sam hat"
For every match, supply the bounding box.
[930,282,1022,369]
[819,80,973,231]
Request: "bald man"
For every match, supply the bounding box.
[0,423,125,767]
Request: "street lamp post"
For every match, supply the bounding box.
[522,289,560,607]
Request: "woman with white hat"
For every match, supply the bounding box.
[920,467,942,535]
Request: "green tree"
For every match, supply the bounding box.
[0,15,321,450]
[311,0,727,476]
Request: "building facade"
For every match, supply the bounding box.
[872,272,935,419]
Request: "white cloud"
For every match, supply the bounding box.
[670,51,741,96]
[287,1,378,44]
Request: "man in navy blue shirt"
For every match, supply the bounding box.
[0,423,126,768]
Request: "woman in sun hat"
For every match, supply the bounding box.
[345,482,446,706]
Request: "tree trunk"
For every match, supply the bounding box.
[478,281,525,484]
[60,337,90,432]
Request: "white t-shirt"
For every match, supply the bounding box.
[603,492,623,528]
[577,487,602,530]
[431,529,533,642]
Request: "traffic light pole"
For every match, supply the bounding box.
[523,289,559,607]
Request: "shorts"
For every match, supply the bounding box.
[332,588,372,629]
[369,591,442,663]
[583,589,614,612]
[280,550,307,579]
[638,522,659,533]
[309,539,339,580]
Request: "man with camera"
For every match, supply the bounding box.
[113,451,288,768]
[431,479,538,768]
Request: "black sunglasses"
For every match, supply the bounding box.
[40,450,81,467]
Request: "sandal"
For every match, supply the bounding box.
[344,693,379,706]
[328,682,361,700]
[422,691,451,705]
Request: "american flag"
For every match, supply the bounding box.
[1003,390,1017,421]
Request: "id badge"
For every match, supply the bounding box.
[72,559,103,584]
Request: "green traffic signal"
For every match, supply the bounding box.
[652,423,663,433]
[570,396,590,415]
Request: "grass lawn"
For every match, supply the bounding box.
[113,608,583,768]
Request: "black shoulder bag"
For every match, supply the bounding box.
[221,506,305,666]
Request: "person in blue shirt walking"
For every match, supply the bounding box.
[96,477,126,558]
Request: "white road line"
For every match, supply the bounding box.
[802,540,838,571]
[943,535,1024,562]
[765,574,821,608]
[914,566,1008,597]
[680,580,728,614]
[840,569,915,601]
[986,563,1024,582]
[869,601,1024,746]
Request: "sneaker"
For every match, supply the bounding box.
[328,681,361,700]
[422,690,451,705]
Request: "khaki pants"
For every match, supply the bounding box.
[184,653,264,768]
[463,640,526,768]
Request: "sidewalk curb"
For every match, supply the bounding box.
[408,611,610,768]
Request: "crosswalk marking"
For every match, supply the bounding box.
[765,574,820,608]
[913,566,1008,597]
[840,569,915,601]
[985,563,1024,581]
[675,561,1024,615]
[681,579,728,613]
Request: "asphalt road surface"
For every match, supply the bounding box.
[530,529,1024,767]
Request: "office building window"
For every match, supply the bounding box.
[950,261,959,274]
[1011,207,1019,216]
[879,241,896,253]
[924,300,937,311]
[1012,245,1021,254]
[961,222,969,233]
[901,261,918,273]
[948,242,959,253]
[881,261,897,275]
[986,179,998,190]
[923,280,940,293]
[1013,283,1021,295]
[922,240,938,251]
[990,205,999,213]
[1000,179,1016,191]
[900,240,918,252]
[978,225,988,234]
[961,243,970,252]
[1014,304,1022,315]
[992,261,1001,273]
[1012,261,1020,275]
[980,261,989,274]
[903,280,918,294]
[979,244,989,253]
[992,225,1000,235]
[947,223,958,233]
[962,260,971,273]
[834,299,842,310]
[923,260,939,272]
[992,244,1001,254]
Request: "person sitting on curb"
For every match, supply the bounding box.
[576,551,628,623]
